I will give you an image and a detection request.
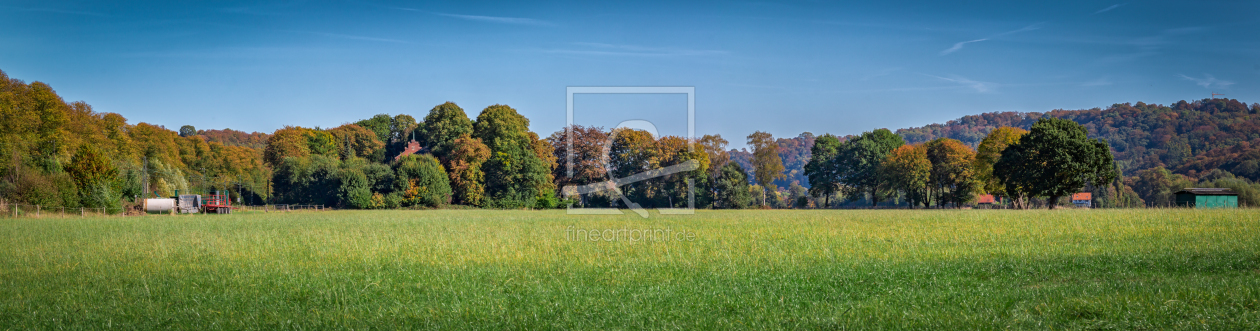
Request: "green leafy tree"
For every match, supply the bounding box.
[423,102,474,160]
[65,145,120,209]
[1128,166,1188,207]
[304,129,338,158]
[179,125,196,137]
[355,114,393,161]
[394,154,451,208]
[355,114,393,145]
[714,162,752,209]
[804,134,842,208]
[388,114,418,157]
[338,168,373,209]
[747,131,785,206]
[271,155,342,206]
[473,104,549,208]
[836,128,904,206]
[994,118,1118,209]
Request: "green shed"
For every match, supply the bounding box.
[1173,188,1239,208]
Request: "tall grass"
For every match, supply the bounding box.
[1,209,1257,329]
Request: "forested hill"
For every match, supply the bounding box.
[897,99,1260,180]
[196,129,270,150]
[728,98,1260,189]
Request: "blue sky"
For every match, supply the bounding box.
[2,0,1257,148]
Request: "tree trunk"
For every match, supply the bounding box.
[1047,195,1060,209]
[824,194,830,209]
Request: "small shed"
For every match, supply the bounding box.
[975,194,996,209]
[1071,192,1092,208]
[1174,188,1238,208]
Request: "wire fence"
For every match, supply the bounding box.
[0,200,328,218]
[0,202,125,218]
[235,204,328,213]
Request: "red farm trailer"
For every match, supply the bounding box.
[204,193,232,214]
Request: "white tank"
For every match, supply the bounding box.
[145,198,177,213]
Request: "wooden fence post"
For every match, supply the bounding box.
[36,205,39,217]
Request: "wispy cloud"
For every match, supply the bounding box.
[437,13,553,26]
[925,74,995,92]
[1179,74,1234,89]
[939,23,1043,55]
[940,39,987,55]
[538,42,727,57]
[313,33,410,44]
[394,7,554,26]
[1090,26,1208,64]
[1093,3,1126,15]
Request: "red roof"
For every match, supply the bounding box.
[1071,192,1092,201]
[394,140,423,161]
[976,194,995,204]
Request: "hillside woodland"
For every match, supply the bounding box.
[3,68,1258,210]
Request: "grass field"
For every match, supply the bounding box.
[1,209,1258,329]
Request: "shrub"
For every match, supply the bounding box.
[394,154,451,208]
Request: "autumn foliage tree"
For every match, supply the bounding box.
[329,124,385,160]
[881,144,931,207]
[926,138,979,208]
[446,134,490,206]
[394,154,451,208]
[264,127,312,168]
[748,131,785,206]
[974,127,1027,201]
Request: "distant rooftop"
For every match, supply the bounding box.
[1174,188,1238,195]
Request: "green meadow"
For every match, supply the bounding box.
[1,209,1258,329]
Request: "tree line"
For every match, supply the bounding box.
[734,118,1110,209]
[4,67,1257,211]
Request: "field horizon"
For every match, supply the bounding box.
[2,209,1258,329]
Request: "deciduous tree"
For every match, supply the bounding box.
[422,102,473,160]
[804,134,842,207]
[881,144,930,207]
[447,134,490,206]
[974,127,1027,200]
[995,118,1118,209]
[329,124,385,160]
[747,131,784,206]
[926,138,979,208]
[394,154,451,208]
[473,104,550,208]
[835,129,904,206]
